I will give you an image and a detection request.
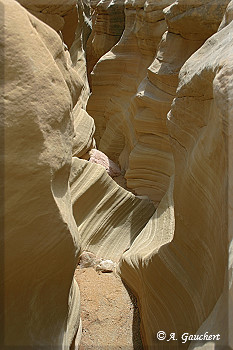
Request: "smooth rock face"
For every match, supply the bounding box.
[87,0,171,147]
[16,0,89,51]
[17,0,77,14]
[2,0,81,347]
[69,1,94,159]
[164,0,230,40]
[119,3,232,349]
[87,0,229,207]
[219,0,233,29]
[124,26,205,204]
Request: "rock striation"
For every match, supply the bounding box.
[87,0,172,156]
[87,0,231,205]
[70,157,155,261]
[119,0,232,348]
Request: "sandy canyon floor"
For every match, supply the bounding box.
[75,266,143,350]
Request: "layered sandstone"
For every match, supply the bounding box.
[70,157,155,261]
[87,0,172,149]
[68,2,95,160]
[87,0,231,206]
[119,1,232,348]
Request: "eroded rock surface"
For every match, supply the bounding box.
[87,0,231,206]
[119,1,232,348]
[70,157,155,261]
[2,0,82,347]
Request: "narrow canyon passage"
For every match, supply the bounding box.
[2,0,232,349]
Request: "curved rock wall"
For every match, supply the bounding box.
[2,0,82,347]
[119,0,232,348]
[87,0,172,158]
[86,0,125,85]
[2,1,155,347]
[123,2,206,204]
[70,158,155,261]
[87,0,228,205]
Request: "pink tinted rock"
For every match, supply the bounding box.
[89,149,121,177]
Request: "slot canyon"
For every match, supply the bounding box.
[1,0,233,349]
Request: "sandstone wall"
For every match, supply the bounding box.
[70,157,155,261]
[124,0,231,204]
[68,1,96,160]
[87,0,231,205]
[1,0,155,347]
[86,0,125,85]
[87,0,228,205]
[2,0,83,347]
[119,0,232,348]
[87,0,173,158]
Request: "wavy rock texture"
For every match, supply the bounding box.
[124,5,205,204]
[86,0,125,84]
[90,0,231,205]
[2,0,82,347]
[127,0,230,205]
[87,0,227,205]
[119,2,232,348]
[125,0,230,203]
[17,0,96,162]
[187,4,233,348]
[219,0,233,30]
[70,157,155,261]
[165,0,229,40]
[87,0,173,154]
